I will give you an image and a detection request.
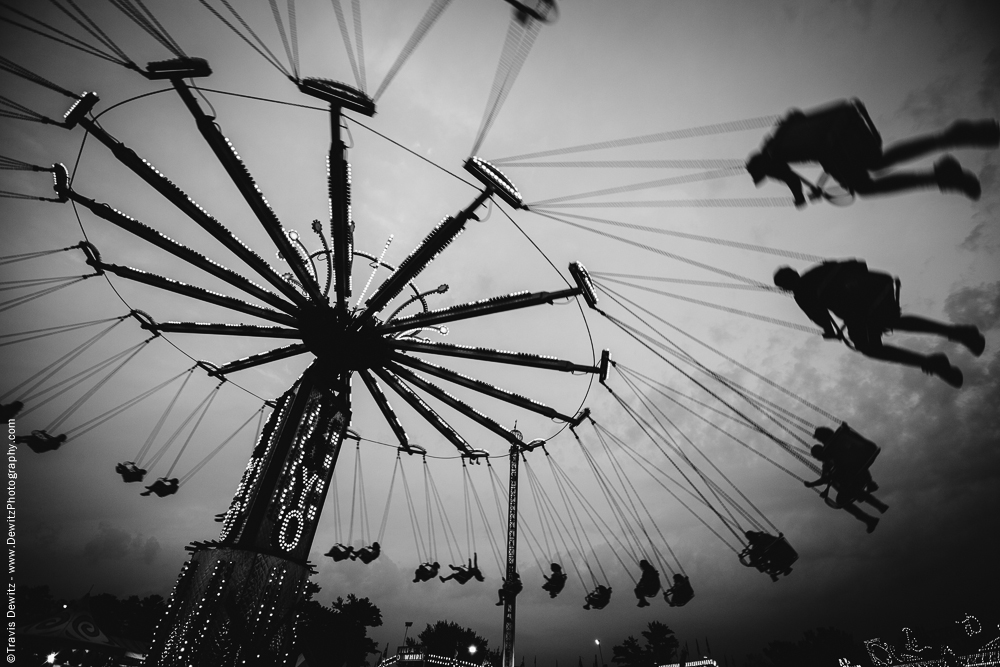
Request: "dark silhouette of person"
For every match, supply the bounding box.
[413,562,440,583]
[739,531,798,581]
[664,573,694,607]
[633,559,661,607]
[324,544,354,562]
[15,430,67,453]
[440,553,484,584]
[353,541,381,564]
[774,260,984,388]
[805,426,887,533]
[141,477,179,497]
[541,563,567,598]
[583,584,612,610]
[747,99,997,206]
[0,401,24,421]
[495,572,523,606]
[115,461,147,483]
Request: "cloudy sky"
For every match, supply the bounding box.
[2,0,999,664]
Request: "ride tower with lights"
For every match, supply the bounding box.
[48,56,606,665]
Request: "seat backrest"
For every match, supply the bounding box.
[829,423,880,475]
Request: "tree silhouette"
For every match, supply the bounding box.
[295,594,383,667]
[417,619,498,661]
[746,627,869,667]
[611,621,679,667]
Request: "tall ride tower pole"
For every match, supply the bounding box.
[501,438,545,667]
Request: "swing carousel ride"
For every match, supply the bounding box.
[2,1,996,665]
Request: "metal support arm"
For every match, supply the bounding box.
[149,322,302,338]
[361,189,492,318]
[171,79,325,302]
[388,353,577,422]
[213,344,310,375]
[94,262,298,327]
[370,367,476,457]
[379,286,580,334]
[357,369,409,448]
[389,339,600,374]
[66,188,296,315]
[77,117,308,307]
[384,361,523,446]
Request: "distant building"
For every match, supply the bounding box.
[379,645,490,667]
[657,659,719,667]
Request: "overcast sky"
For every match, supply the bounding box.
[3,0,999,664]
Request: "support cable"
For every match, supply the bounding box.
[197,0,291,78]
[531,197,795,209]
[0,55,78,98]
[331,0,361,90]
[372,0,453,102]
[1,316,126,403]
[594,275,819,334]
[0,9,125,66]
[178,405,261,485]
[614,370,775,532]
[143,382,220,472]
[589,422,675,576]
[0,95,54,124]
[524,457,587,583]
[267,0,297,79]
[52,0,136,66]
[62,368,190,440]
[348,442,361,545]
[109,0,187,58]
[469,14,541,156]
[591,272,778,292]
[0,276,95,312]
[549,211,826,262]
[598,287,824,446]
[608,314,816,451]
[600,387,752,543]
[491,115,781,164]
[533,209,770,288]
[399,458,428,562]
[591,422,741,555]
[0,316,123,348]
[602,288,843,427]
[499,158,748,169]
[135,368,196,466]
[546,454,621,585]
[377,455,400,544]
[352,0,364,91]
[466,463,505,574]
[527,168,743,208]
[538,455,597,587]
[0,244,79,265]
[164,381,223,480]
[573,431,645,574]
[44,337,153,433]
[426,458,462,563]
[594,293,820,472]
[0,275,96,292]
[619,365,809,481]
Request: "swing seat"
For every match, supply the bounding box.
[144,478,179,497]
[20,430,66,453]
[0,402,23,421]
[827,423,880,478]
[664,576,694,607]
[116,462,147,483]
[739,533,798,578]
